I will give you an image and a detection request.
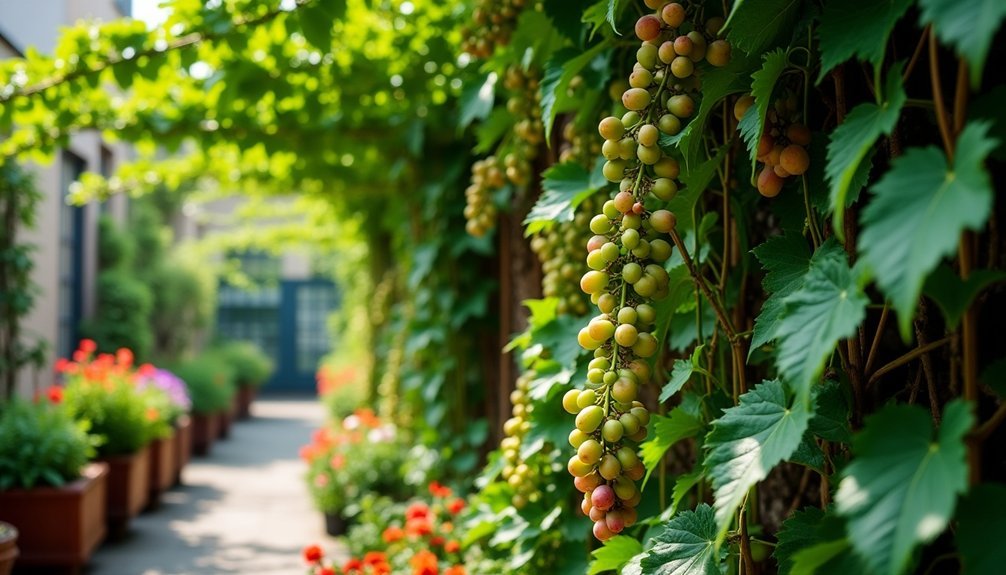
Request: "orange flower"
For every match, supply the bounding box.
[445,566,466,575]
[116,347,134,368]
[382,526,405,543]
[343,557,364,573]
[447,498,465,515]
[428,481,452,498]
[363,551,388,567]
[405,502,430,520]
[410,550,439,575]
[303,544,323,563]
[444,540,461,553]
[145,406,160,422]
[46,386,63,404]
[54,358,70,373]
[318,568,337,575]
[405,517,433,537]
[79,339,97,353]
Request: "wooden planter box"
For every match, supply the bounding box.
[0,463,108,572]
[217,404,234,440]
[236,384,257,419]
[190,412,218,456]
[146,433,176,509]
[98,446,150,536]
[173,416,192,485]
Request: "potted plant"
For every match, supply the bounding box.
[216,341,273,420]
[0,397,106,573]
[60,342,164,535]
[135,364,190,507]
[171,355,234,455]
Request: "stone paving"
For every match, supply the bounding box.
[86,397,340,575]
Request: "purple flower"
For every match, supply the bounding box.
[137,368,192,412]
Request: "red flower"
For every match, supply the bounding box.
[54,358,70,373]
[72,349,88,363]
[79,339,97,353]
[447,498,465,515]
[428,481,452,498]
[405,502,430,520]
[382,526,405,543]
[137,362,156,378]
[303,544,324,564]
[405,517,433,537]
[46,386,63,404]
[410,550,439,575]
[444,540,461,553]
[445,567,466,575]
[363,551,388,566]
[430,536,445,546]
[343,558,364,573]
[318,568,337,575]
[115,347,134,367]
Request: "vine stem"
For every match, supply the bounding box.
[866,336,950,387]
[972,403,1006,442]
[864,303,889,375]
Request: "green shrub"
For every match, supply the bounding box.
[215,340,274,388]
[0,399,94,490]
[148,255,217,361]
[79,269,154,361]
[62,376,159,457]
[170,354,236,414]
[96,215,134,270]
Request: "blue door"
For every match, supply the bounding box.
[273,279,339,391]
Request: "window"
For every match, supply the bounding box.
[58,152,86,359]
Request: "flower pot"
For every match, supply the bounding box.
[236,384,256,419]
[217,406,233,440]
[146,433,176,510]
[190,412,218,456]
[173,416,192,485]
[98,446,151,537]
[0,522,18,575]
[0,463,108,572]
[323,512,349,537]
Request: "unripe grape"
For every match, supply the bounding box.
[757,166,784,198]
[622,110,642,128]
[563,389,581,414]
[706,16,725,35]
[568,455,593,477]
[673,35,693,56]
[618,137,636,160]
[588,318,616,342]
[591,484,616,510]
[587,234,607,253]
[658,41,676,64]
[787,123,812,146]
[575,473,602,494]
[598,116,625,141]
[632,332,658,357]
[586,249,607,270]
[587,368,605,384]
[619,413,641,435]
[580,270,609,294]
[600,242,620,262]
[577,388,598,409]
[621,228,641,250]
[625,462,646,481]
[616,446,641,470]
[602,160,626,183]
[598,453,622,480]
[593,520,614,541]
[577,327,602,350]
[589,506,605,521]
[670,56,694,78]
[631,240,651,259]
[621,213,642,230]
[598,293,617,314]
[622,506,639,527]
[649,209,677,233]
[646,264,669,285]
[630,406,651,427]
[602,370,618,386]
[638,124,659,147]
[734,95,754,122]
[686,31,707,62]
[614,323,639,346]
[622,262,643,284]
[774,164,791,177]
[635,15,662,41]
[780,144,810,175]
[757,134,774,159]
[623,491,643,508]
[602,419,625,443]
[649,238,672,261]
[668,94,694,118]
[612,377,638,403]
[578,439,603,465]
[629,69,653,89]
[622,88,651,111]
[601,139,620,160]
[606,510,626,534]
[576,405,605,433]
[569,428,589,448]
[643,0,667,8]
[651,177,678,200]
[589,357,611,371]
[636,143,661,166]
[617,306,638,325]
[613,476,639,500]
[613,190,635,213]
[633,275,656,297]
[661,2,685,27]
[706,40,731,67]
[767,145,784,166]
[628,359,651,383]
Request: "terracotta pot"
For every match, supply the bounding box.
[146,433,176,509]
[217,406,233,440]
[236,384,257,419]
[98,446,150,536]
[173,416,192,485]
[0,463,107,572]
[0,522,18,575]
[323,512,349,537]
[190,412,218,456]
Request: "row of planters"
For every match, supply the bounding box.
[0,339,272,575]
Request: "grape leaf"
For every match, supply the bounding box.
[669,470,703,516]
[919,0,1006,87]
[659,359,695,402]
[776,508,870,575]
[704,379,811,539]
[750,233,812,354]
[775,245,867,401]
[539,41,612,138]
[817,0,915,82]
[640,407,703,487]
[956,484,1006,574]
[774,507,826,575]
[588,535,643,575]
[524,162,600,234]
[723,0,802,55]
[475,108,515,154]
[738,49,789,170]
[859,121,998,339]
[825,66,905,233]
[809,379,851,443]
[621,504,724,575]
[923,264,1006,331]
[835,400,973,575]
[458,72,497,130]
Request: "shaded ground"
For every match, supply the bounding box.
[87,396,342,575]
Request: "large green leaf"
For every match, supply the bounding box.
[859,121,998,339]
[957,484,1006,575]
[458,72,497,130]
[704,379,811,539]
[825,67,905,232]
[750,233,812,353]
[923,264,1006,331]
[588,535,643,575]
[775,508,870,575]
[774,507,825,575]
[539,41,612,138]
[835,400,973,575]
[738,49,789,170]
[919,0,1006,87]
[640,407,704,487]
[723,0,802,55]
[809,379,851,443]
[659,359,695,402]
[622,504,724,575]
[817,0,914,82]
[774,243,867,399]
[524,162,600,234]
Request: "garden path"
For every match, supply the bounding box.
[86,396,342,575]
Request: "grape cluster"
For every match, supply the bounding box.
[559,120,602,165]
[502,66,544,187]
[464,156,505,237]
[501,370,546,509]
[531,200,597,317]
[734,92,811,198]
[461,0,528,58]
[565,1,729,542]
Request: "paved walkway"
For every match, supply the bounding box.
[87,397,341,575]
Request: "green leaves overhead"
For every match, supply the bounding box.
[723,0,802,55]
[704,379,811,538]
[825,66,906,231]
[622,505,724,575]
[587,535,642,575]
[956,484,1006,574]
[750,233,812,353]
[859,121,998,339]
[835,400,973,575]
[919,0,1006,87]
[817,0,915,81]
[738,49,789,170]
[774,241,867,398]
